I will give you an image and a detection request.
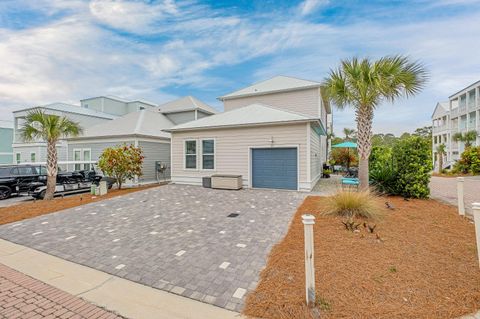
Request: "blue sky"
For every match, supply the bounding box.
[0,0,479,135]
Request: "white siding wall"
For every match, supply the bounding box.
[223,88,321,118]
[310,124,322,188]
[171,123,311,191]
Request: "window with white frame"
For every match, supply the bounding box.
[15,153,21,164]
[73,149,81,171]
[202,139,215,170]
[30,152,36,163]
[83,149,91,170]
[73,148,91,170]
[185,140,197,169]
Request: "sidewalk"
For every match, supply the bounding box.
[0,263,124,319]
[0,239,240,319]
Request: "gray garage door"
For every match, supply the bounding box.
[251,148,298,190]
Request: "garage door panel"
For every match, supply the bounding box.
[252,148,298,190]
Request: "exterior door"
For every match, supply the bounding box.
[251,148,298,190]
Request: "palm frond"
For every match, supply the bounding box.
[19,109,83,143]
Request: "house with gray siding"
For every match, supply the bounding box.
[166,76,331,192]
[12,96,157,166]
[0,121,13,164]
[67,109,173,183]
[158,96,217,125]
[67,96,216,184]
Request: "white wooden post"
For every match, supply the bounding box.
[457,177,465,216]
[473,203,480,267]
[302,214,315,307]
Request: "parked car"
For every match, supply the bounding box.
[0,164,114,200]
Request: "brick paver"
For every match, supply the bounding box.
[0,263,124,319]
[0,184,304,312]
[430,176,480,216]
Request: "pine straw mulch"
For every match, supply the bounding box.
[0,184,160,225]
[243,196,480,319]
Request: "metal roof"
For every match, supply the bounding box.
[165,103,318,132]
[448,79,480,98]
[80,96,158,107]
[70,109,173,140]
[218,75,321,100]
[13,103,117,119]
[158,96,217,114]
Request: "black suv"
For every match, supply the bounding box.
[0,165,106,200]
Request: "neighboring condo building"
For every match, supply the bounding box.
[432,80,480,170]
[0,120,13,164]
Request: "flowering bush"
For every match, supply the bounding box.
[98,144,144,189]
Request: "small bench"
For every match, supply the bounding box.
[341,177,359,190]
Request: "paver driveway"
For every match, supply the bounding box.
[0,184,305,312]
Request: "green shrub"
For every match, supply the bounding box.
[454,146,480,174]
[370,164,398,195]
[393,136,432,198]
[323,191,385,220]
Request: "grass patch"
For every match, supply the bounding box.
[323,191,385,220]
[315,295,331,311]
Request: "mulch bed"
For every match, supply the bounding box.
[0,184,159,225]
[243,196,480,319]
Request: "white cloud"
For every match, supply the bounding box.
[252,12,480,135]
[299,0,329,16]
[89,0,178,33]
[0,0,478,137]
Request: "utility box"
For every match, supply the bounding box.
[211,175,242,190]
[202,176,212,188]
[99,181,108,196]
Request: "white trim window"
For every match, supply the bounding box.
[30,152,36,163]
[73,149,82,171]
[15,153,21,164]
[201,139,215,170]
[83,149,91,170]
[73,148,91,170]
[185,140,197,169]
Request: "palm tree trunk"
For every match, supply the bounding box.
[438,153,443,173]
[45,140,58,200]
[356,106,373,191]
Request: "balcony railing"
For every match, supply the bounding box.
[14,133,44,144]
[432,125,448,133]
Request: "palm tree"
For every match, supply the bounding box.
[453,130,477,148]
[20,109,82,200]
[323,56,427,190]
[435,143,446,172]
[343,128,356,141]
